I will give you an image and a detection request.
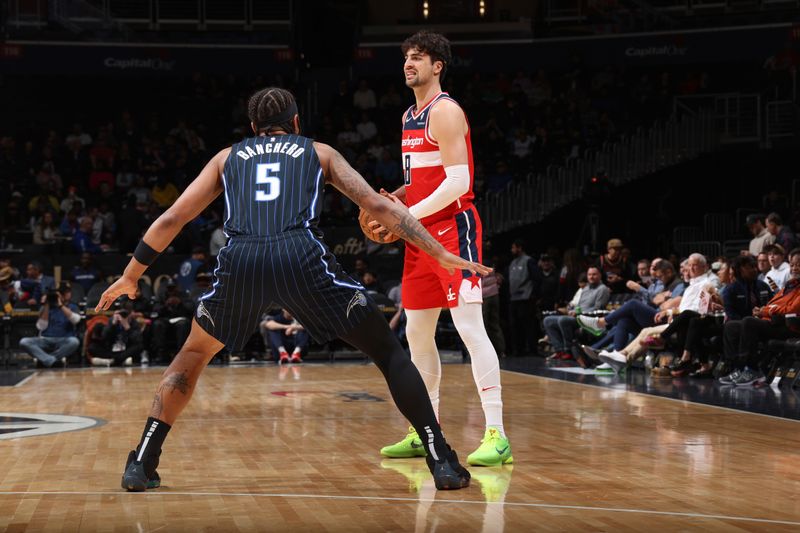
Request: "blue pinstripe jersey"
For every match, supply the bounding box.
[221,134,321,237]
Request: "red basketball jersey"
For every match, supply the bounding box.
[401,92,475,226]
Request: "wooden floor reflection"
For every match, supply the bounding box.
[1,363,799,532]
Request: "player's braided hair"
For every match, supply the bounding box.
[247,87,298,134]
[401,31,452,83]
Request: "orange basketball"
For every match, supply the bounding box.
[358,207,400,244]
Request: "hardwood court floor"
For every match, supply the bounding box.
[1,363,799,532]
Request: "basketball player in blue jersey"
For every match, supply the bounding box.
[97,87,488,491]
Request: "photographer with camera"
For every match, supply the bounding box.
[88,303,144,367]
[19,283,81,367]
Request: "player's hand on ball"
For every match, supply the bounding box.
[436,251,493,277]
[366,189,401,240]
[95,275,138,312]
[359,189,402,243]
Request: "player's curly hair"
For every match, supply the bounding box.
[401,30,452,83]
[247,87,298,134]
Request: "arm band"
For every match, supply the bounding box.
[134,240,161,266]
[408,164,470,220]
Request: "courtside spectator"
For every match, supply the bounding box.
[150,281,192,363]
[19,283,81,367]
[260,309,307,364]
[597,238,635,294]
[544,266,609,360]
[765,244,790,291]
[720,250,800,386]
[89,305,144,367]
[757,252,770,281]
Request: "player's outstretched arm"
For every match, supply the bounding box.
[95,148,228,311]
[315,142,491,277]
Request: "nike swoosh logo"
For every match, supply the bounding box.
[437,227,453,236]
[495,446,508,455]
[410,441,423,448]
[481,386,497,392]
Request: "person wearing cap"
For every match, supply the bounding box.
[746,214,775,256]
[766,212,798,253]
[0,266,17,313]
[18,283,81,367]
[597,238,635,294]
[765,244,790,291]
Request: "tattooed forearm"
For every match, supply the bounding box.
[331,152,374,202]
[328,149,444,257]
[384,207,440,255]
[164,370,190,395]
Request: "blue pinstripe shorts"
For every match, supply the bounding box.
[194,231,371,351]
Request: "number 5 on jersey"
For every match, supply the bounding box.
[255,163,281,201]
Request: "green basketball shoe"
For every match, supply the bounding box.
[379,426,427,458]
[466,427,513,467]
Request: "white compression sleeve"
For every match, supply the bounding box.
[405,307,443,420]
[408,164,470,220]
[450,296,505,436]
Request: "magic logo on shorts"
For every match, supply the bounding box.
[196,301,215,328]
[346,291,367,318]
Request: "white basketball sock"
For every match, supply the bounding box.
[450,299,505,437]
[405,308,443,420]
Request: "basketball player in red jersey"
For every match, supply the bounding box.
[374,31,512,466]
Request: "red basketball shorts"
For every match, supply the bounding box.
[401,205,483,310]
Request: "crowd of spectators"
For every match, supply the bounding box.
[1,60,710,247]
[2,62,800,378]
[3,198,800,382]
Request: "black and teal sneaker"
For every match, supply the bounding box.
[121,450,161,491]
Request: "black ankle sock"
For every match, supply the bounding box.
[415,423,449,462]
[135,417,171,463]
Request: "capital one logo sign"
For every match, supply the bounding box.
[0,413,104,440]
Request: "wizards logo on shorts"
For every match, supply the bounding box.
[346,291,367,318]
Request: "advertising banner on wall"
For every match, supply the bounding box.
[354,24,796,75]
[0,43,295,76]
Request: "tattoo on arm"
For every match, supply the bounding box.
[330,151,442,256]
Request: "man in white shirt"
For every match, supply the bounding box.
[746,214,776,256]
[597,253,718,372]
[764,244,790,291]
[676,253,720,313]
